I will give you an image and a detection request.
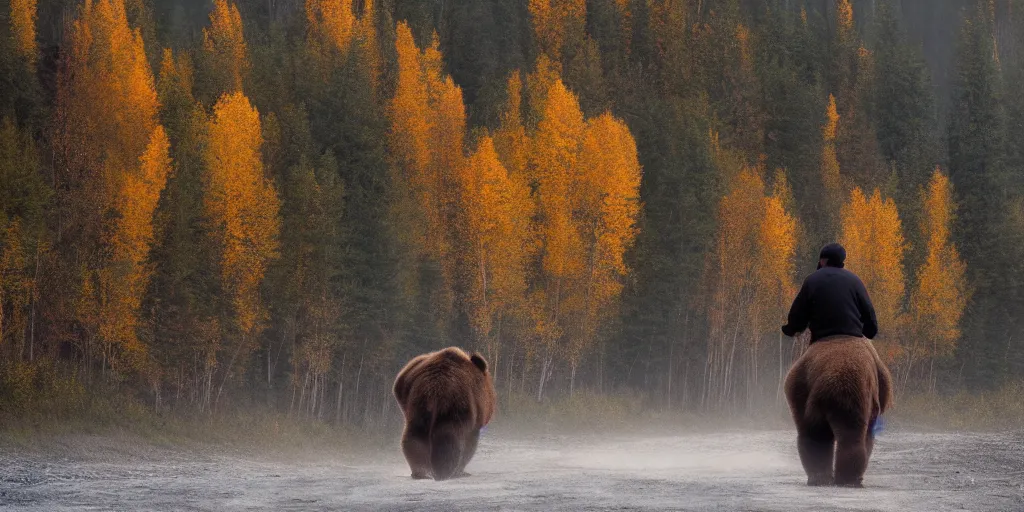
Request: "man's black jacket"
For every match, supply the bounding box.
[781,266,878,342]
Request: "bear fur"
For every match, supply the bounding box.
[784,335,893,487]
[393,347,497,481]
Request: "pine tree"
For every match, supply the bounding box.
[947,3,1008,388]
[147,48,214,408]
[0,118,48,363]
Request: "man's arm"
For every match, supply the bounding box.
[781,280,809,337]
[856,280,878,339]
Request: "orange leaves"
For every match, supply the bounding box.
[527,79,641,364]
[113,125,170,283]
[835,172,965,367]
[494,73,528,177]
[579,114,642,284]
[461,136,533,341]
[391,23,432,194]
[735,24,753,70]
[821,94,842,236]
[532,80,586,281]
[525,54,560,126]
[756,175,799,323]
[389,22,466,268]
[706,164,798,344]
[575,114,642,347]
[823,94,840,142]
[203,92,281,337]
[9,0,37,66]
[910,169,968,358]
[529,0,586,63]
[841,187,906,359]
[65,0,159,170]
[837,0,854,34]
[920,168,954,249]
[203,0,248,93]
[529,0,559,62]
[306,0,355,56]
[58,0,167,371]
[385,31,642,385]
[0,220,31,345]
[702,161,798,405]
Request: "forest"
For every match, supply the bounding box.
[0,0,1021,430]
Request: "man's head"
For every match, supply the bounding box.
[817,243,846,269]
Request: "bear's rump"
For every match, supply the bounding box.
[801,337,880,426]
[405,373,479,424]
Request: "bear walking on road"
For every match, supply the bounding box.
[393,347,497,481]
[784,336,893,487]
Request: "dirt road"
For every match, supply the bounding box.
[2,429,1022,511]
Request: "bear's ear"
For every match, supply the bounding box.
[470,353,488,373]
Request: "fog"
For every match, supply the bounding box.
[2,428,1022,511]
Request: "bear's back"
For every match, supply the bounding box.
[395,347,495,428]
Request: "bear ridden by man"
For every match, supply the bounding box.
[393,347,497,481]
[781,243,894,488]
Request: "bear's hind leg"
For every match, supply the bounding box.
[833,424,869,487]
[454,428,480,478]
[798,422,835,486]
[429,421,465,481]
[401,422,432,479]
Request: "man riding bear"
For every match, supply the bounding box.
[782,243,894,488]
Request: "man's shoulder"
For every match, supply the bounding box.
[806,267,863,284]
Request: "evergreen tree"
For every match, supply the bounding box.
[947,3,1009,388]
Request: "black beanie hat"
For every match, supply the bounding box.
[819,243,846,268]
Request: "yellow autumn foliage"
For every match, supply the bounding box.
[821,94,842,235]
[9,0,37,66]
[529,0,586,64]
[203,0,249,93]
[575,113,642,348]
[532,79,586,284]
[306,0,355,56]
[461,136,533,345]
[494,72,529,177]
[59,0,169,370]
[389,23,469,322]
[910,168,968,359]
[755,175,799,333]
[203,92,281,337]
[841,187,907,363]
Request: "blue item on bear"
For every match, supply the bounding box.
[870,415,885,438]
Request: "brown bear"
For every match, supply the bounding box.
[784,335,893,487]
[393,347,496,481]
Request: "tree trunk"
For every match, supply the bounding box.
[335,352,346,425]
[776,332,784,402]
[569,360,577,398]
[536,355,548,402]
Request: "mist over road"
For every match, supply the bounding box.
[2,430,1022,511]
